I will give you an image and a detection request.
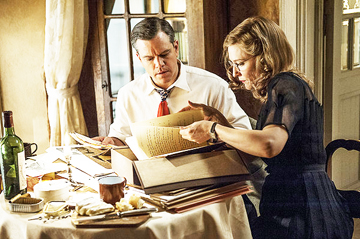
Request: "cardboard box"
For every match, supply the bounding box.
[111,148,140,186]
[133,149,250,194]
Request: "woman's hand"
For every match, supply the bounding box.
[179,120,213,144]
[178,101,232,127]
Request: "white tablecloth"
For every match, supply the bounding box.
[0,193,252,239]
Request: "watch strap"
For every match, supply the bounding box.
[209,122,218,143]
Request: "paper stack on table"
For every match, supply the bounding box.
[70,132,127,150]
[145,182,253,213]
[26,147,116,193]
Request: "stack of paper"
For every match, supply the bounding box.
[146,182,252,213]
[70,132,126,150]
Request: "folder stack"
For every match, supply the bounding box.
[144,182,252,213]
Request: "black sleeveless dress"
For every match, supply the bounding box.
[252,72,354,239]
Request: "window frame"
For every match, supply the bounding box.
[342,9,360,71]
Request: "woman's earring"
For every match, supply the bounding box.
[264,64,270,72]
[260,58,270,72]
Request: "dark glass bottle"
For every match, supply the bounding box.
[0,111,27,200]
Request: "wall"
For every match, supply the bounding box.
[0,0,49,153]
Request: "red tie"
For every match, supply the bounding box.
[155,88,173,117]
[157,101,170,117]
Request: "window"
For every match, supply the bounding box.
[341,0,360,71]
[99,0,187,124]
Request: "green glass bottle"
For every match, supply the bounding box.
[0,111,27,200]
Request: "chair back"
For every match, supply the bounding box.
[325,139,360,218]
[325,139,360,178]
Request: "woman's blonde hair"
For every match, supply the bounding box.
[223,16,311,102]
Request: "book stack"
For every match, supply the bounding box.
[143,182,252,213]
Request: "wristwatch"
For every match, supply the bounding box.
[209,122,218,143]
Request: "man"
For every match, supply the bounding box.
[94,17,251,146]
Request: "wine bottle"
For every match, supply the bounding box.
[0,111,27,200]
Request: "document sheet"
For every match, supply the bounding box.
[129,110,208,159]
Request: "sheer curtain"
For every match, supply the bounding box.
[44,0,89,146]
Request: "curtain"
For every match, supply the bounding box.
[44,0,89,146]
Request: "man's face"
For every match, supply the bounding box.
[135,31,179,89]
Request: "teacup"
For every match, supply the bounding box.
[24,142,38,158]
[98,176,126,205]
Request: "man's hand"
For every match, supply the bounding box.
[178,101,233,127]
[92,136,125,146]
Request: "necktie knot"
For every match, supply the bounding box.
[155,88,173,102]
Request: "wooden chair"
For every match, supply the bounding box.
[325,139,360,218]
[325,139,360,178]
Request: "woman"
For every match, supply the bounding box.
[179,16,354,239]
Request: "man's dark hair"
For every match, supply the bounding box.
[130,17,175,52]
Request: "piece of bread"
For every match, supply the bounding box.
[128,194,145,209]
[115,198,134,212]
[78,201,103,215]
[75,196,98,213]
[87,202,114,216]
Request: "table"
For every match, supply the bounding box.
[0,193,252,239]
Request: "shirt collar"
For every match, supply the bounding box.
[173,61,191,92]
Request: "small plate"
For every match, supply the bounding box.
[9,197,44,213]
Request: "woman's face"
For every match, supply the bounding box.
[228,44,259,90]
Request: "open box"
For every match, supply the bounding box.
[111,148,140,186]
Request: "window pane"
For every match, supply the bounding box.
[343,0,360,11]
[164,0,186,13]
[342,20,349,70]
[343,0,350,11]
[166,18,188,64]
[106,19,130,97]
[130,0,159,14]
[354,17,360,68]
[104,0,124,15]
[112,101,117,120]
[131,18,147,80]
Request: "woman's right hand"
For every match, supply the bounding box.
[179,120,213,144]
